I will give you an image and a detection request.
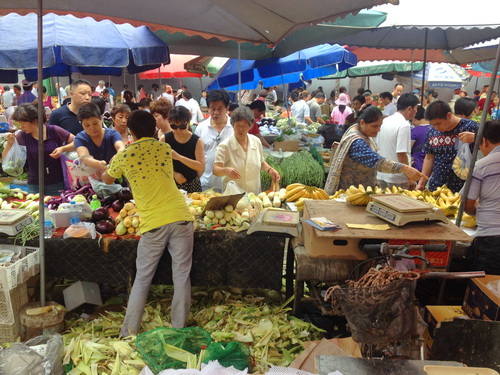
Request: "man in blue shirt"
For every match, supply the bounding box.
[49,79,92,135]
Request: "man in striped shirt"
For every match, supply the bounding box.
[462,120,500,275]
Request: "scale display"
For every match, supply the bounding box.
[366,194,448,226]
[0,209,34,236]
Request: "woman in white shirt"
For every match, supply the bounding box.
[213,106,280,193]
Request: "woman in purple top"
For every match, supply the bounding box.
[2,103,74,195]
[411,106,431,172]
[73,103,124,171]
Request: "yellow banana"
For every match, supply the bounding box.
[286,187,306,202]
[347,185,361,195]
[358,184,366,193]
[285,186,305,200]
[346,192,365,203]
[286,183,304,192]
[316,188,329,200]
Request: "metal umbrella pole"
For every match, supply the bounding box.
[420,29,428,103]
[437,42,500,304]
[238,43,242,105]
[410,50,414,92]
[37,0,46,306]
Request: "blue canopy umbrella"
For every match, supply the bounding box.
[207,44,357,91]
[0,12,170,80]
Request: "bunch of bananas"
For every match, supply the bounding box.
[294,197,310,212]
[284,183,329,202]
[345,184,381,206]
[461,213,477,228]
[330,189,346,199]
[452,154,469,180]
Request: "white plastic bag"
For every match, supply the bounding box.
[65,158,102,189]
[223,181,245,196]
[88,175,121,199]
[452,141,472,180]
[63,222,97,239]
[2,138,26,176]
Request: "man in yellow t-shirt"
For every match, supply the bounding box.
[102,110,193,337]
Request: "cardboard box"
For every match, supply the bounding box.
[302,203,367,259]
[463,275,500,321]
[273,140,299,152]
[424,305,469,341]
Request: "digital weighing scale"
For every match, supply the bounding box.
[0,209,35,236]
[366,194,449,226]
[247,208,299,236]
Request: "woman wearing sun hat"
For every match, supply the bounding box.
[330,93,352,126]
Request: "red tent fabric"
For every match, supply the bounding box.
[139,55,203,79]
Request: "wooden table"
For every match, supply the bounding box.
[304,199,472,242]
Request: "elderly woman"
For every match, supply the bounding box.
[74,102,124,171]
[160,106,205,193]
[324,106,425,194]
[213,106,280,193]
[2,103,74,195]
[111,104,133,145]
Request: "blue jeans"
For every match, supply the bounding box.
[28,181,65,196]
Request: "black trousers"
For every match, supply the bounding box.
[468,236,500,275]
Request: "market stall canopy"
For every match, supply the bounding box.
[138,55,203,79]
[344,40,500,66]
[0,13,170,80]
[331,0,500,51]
[319,60,424,79]
[472,59,500,77]
[208,44,357,91]
[4,0,395,46]
[396,63,471,90]
[184,56,229,77]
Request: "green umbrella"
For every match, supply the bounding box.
[319,61,424,79]
[155,10,387,60]
[184,56,229,76]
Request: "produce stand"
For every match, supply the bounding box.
[0,231,287,292]
[293,200,473,315]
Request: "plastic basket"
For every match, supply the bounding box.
[333,278,416,345]
[135,327,212,374]
[0,282,28,325]
[0,320,21,345]
[0,245,39,293]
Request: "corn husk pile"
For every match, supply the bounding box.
[60,286,324,374]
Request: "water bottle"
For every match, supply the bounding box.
[69,201,81,225]
[90,194,101,210]
[43,204,53,239]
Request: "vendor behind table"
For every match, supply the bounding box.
[213,106,280,194]
[324,105,425,194]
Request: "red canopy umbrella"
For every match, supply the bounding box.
[139,54,203,79]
